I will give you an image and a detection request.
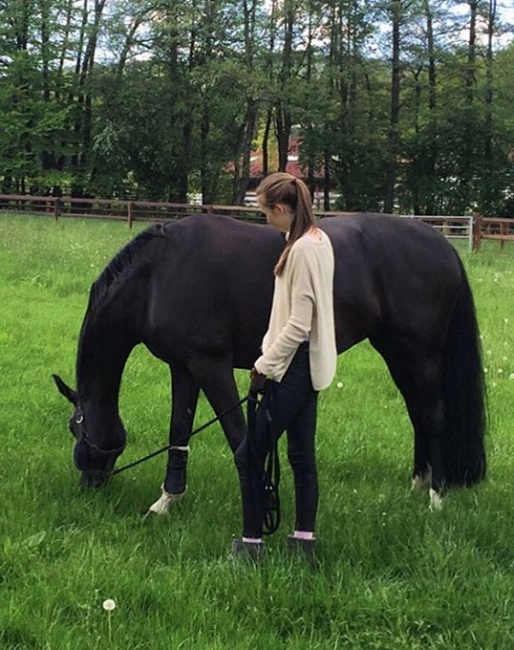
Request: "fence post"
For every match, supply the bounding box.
[128,201,134,229]
[472,212,482,252]
[53,197,62,222]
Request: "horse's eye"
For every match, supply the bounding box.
[76,414,84,425]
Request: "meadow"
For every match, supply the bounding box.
[0,213,513,650]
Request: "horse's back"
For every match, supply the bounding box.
[140,212,463,364]
[319,214,463,353]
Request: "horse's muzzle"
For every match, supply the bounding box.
[80,469,110,488]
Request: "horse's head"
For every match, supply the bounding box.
[53,374,126,487]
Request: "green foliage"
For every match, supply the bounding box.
[0,1,513,210]
[1,214,514,648]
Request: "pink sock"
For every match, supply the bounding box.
[293,530,315,540]
[242,537,263,544]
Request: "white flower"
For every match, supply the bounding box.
[102,599,116,612]
[505,318,509,324]
[484,368,488,373]
[337,382,343,389]
[509,373,514,380]
[498,368,503,374]
[502,356,508,362]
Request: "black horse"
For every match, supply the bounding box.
[54,213,486,512]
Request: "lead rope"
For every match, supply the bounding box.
[247,389,281,535]
[109,395,249,477]
[263,435,281,535]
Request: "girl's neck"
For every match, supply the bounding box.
[304,226,322,241]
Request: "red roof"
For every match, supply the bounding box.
[248,137,305,178]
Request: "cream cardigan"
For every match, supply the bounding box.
[253,230,337,390]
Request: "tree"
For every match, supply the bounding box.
[1,0,514,212]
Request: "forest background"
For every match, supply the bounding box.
[1,0,514,216]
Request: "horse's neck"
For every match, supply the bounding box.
[76,309,137,408]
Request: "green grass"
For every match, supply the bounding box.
[1,213,513,649]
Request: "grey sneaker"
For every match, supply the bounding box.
[286,534,319,569]
[231,538,266,564]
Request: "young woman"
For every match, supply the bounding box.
[233,172,337,562]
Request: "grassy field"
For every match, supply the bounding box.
[0,213,513,649]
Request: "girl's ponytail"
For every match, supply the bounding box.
[257,174,316,276]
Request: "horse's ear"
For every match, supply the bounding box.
[52,374,78,406]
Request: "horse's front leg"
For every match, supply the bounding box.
[189,355,248,454]
[147,362,199,516]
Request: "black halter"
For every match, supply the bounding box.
[75,407,126,456]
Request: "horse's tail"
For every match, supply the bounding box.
[442,257,487,486]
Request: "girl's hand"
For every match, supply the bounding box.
[250,367,267,393]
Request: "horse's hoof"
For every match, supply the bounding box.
[144,503,171,517]
[429,488,443,510]
[145,487,185,517]
[412,470,431,491]
[142,509,159,519]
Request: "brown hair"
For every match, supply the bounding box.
[256,172,316,276]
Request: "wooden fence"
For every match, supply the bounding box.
[0,193,511,251]
[0,193,266,225]
[472,215,514,251]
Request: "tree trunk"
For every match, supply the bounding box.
[423,0,437,214]
[275,0,294,172]
[384,1,402,214]
[233,0,259,204]
[482,0,496,214]
[262,108,273,177]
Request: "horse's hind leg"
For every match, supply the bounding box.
[147,361,199,516]
[412,359,446,509]
[371,335,446,508]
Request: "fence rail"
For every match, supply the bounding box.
[0,193,511,251]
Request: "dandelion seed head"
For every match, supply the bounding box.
[102,599,116,612]
[337,381,343,389]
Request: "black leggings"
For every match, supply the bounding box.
[234,343,319,538]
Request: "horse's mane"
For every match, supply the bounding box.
[88,223,167,314]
